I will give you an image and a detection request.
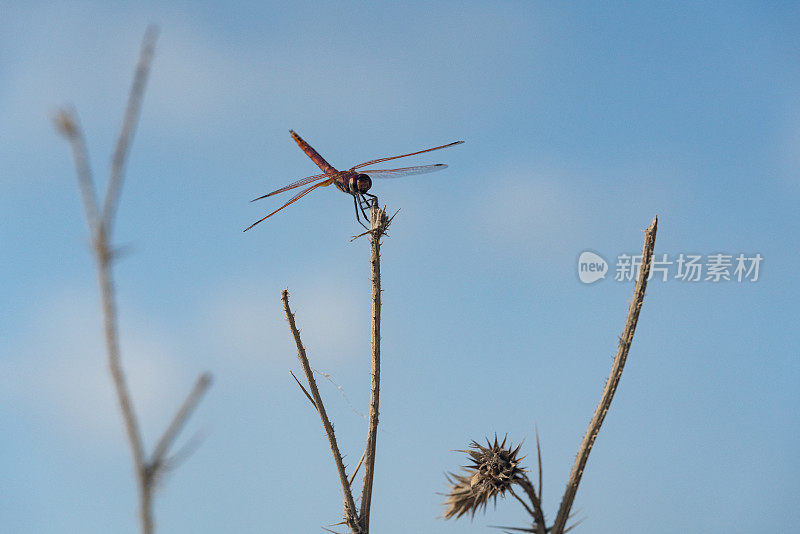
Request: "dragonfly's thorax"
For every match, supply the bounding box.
[344,173,372,195]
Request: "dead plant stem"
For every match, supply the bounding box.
[96,228,151,533]
[358,202,389,533]
[281,290,360,532]
[551,216,658,534]
[57,26,210,534]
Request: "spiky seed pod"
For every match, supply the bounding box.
[443,471,481,520]
[443,435,526,520]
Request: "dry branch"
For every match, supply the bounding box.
[56,26,211,534]
[151,373,212,470]
[103,25,158,232]
[280,201,391,533]
[442,216,658,533]
[551,216,658,533]
[358,201,390,533]
[281,290,360,532]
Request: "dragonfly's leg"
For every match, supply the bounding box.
[353,194,369,230]
[357,194,373,223]
[363,192,378,209]
[359,193,378,212]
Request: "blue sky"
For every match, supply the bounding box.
[2,2,799,533]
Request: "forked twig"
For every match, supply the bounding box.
[157,430,207,476]
[55,26,211,534]
[151,373,212,469]
[280,202,391,533]
[349,208,398,242]
[290,371,318,410]
[551,216,658,534]
[349,448,368,486]
[281,290,360,532]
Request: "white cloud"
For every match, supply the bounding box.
[199,277,368,374]
[474,167,584,255]
[0,4,393,188]
[0,2,459,156]
[1,287,189,448]
[0,5,351,128]
[0,6,148,138]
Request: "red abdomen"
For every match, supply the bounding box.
[290,130,338,176]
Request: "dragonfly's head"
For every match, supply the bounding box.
[349,173,372,194]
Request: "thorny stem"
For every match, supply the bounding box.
[359,201,389,533]
[56,26,210,534]
[551,216,658,534]
[509,486,536,520]
[515,476,547,534]
[281,290,360,533]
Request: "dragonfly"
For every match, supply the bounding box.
[245,130,464,231]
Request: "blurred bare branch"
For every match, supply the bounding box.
[56,26,211,534]
[54,108,99,234]
[151,373,212,470]
[102,25,158,233]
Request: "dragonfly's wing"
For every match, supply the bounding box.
[251,170,344,202]
[351,140,464,170]
[359,164,449,179]
[244,178,334,231]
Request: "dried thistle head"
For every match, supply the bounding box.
[443,435,526,519]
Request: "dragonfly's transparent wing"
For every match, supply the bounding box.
[351,140,464,170]
[251,170,345,202]
[244,178,335,231]
[359,164,449,179]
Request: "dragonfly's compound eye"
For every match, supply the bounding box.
[356,174,372,194]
